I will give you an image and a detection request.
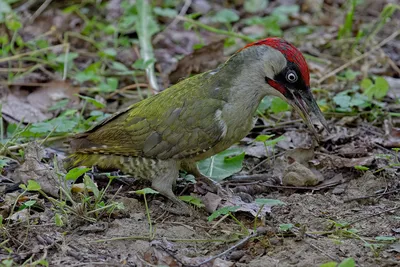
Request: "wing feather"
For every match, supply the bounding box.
[70,73,227,160]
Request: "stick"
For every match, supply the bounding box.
[348,206,400,226]
[195,231,258,266]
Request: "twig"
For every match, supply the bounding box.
[6,135,72,152]
[106,83,148,99]
[252,119,302,129]
[211,214,229,229]
[176,16,255,42]
[196,231,258,267]
[344,188,400,203]
[153,0,192,44]
[348,206,400,226]
[379,47,400,76]
[317,29,400,84]
[224,174,343,191]
[0,44,68,64]
[304,240,341,262]
[28,0,53,24]
[247,151,285,173]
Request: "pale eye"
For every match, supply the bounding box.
[286,71,298,83]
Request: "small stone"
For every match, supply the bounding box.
[229,250,245,261]
[212,258,234,267]
[269,237,281,246]
[282,162,321,186]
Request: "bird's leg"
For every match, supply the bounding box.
[150,160,193,216]
[181,161,230,198]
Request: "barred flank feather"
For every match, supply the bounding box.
[64,153,161,179]
[65,153,127,173]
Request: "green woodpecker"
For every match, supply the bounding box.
[66,38,328,212]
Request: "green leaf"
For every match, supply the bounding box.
[183,174,196,183]
[255,134,274,142]
[75,71,100,83]
[338,0,358,39]
[29,122,54,133]
[319,262,338,267]
[213,9,239,24]
[154,7,178,18]
[271,5,299,25]
[257,96,272,113]
[133,58,156,70]
[179,195,205,208]
[54,213,64,227]
[360,78,373,91]
[18,199,37,211]
[50,117,78,133]
[25,180,41,191]
[77,94,106,108]
[354,165,369,171]
[0,2,12,23]
[344,69,360,81]
[65,167,91,181]
[5,18,22,31]
[208,206,240,222]
[271,97,290,113]
[135,187,159,195]
[244,0,268,13]
[48,99,69,111]
[24,200,36,207]
[279,223,294,232]
[0,157,11,170]
[75,62,102,83]
[84,174,100,198]
[373,77,389,99]
[255,198,285,206]
[1,259,13,267]
[197,148,245,181]
[99,48,117,58]
[264,135,285,147]
[111,61,130,72]
[333,94,351,109]
[375,236,396,241]
[361,77,389,100]
[349,95,367,107]
[338,257,356,267]
[55,52,79,63]
[34,259,49,267]
[99,77,119,92]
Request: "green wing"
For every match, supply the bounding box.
[71,73,227,160]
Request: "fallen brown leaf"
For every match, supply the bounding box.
[169,40,225,83]
[11,142,62,197]
[313,153,374,169]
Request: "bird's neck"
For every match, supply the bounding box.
[215,47,270,115]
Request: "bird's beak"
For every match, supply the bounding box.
[287,87,329,136]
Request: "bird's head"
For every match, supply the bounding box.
[237,37,329,135]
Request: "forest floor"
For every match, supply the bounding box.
[1,0,400,266]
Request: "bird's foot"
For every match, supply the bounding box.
[195,175,231,199]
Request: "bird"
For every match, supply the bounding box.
[66,37,328,214]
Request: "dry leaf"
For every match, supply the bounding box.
[11,142,61,197]
[314,153,374,168]
[169,40,225,83]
